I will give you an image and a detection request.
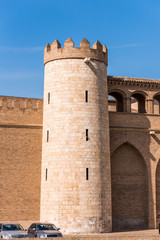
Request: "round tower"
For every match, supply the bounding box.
[40,38,111,233]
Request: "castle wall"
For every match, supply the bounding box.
[109,111,160,230]
[0,96,43,228]
[108,76,160,230]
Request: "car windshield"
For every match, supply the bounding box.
[37,224,57,231]
[2,224,24,231]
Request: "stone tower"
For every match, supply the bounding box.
[40,38,111,233]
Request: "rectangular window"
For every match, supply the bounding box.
[48,92,50,104]
[47,130,49,142]
[86,168,89,180]
[46,168,48,181]
[86,129,89,141]
[85,91,88,102]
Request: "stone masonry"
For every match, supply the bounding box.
[0,38,160,234]
[41,38,111,233]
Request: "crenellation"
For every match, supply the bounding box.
[2,98,7,107]
[92,40,102,51]
[80,38,90,49]
[51,40,61,49]
[7,99,14,108]
[14,99,21,108]
[20,99,26,109]
[0,96,43,111]
[64,38,74,48]
[32,99,39,110]
[102,44,107,53]
[44,38,108,65]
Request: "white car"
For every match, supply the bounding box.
[0,223,29,239]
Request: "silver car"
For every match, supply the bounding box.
[28,223,62,238]
[0,223,29,239]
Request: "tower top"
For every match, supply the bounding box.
[44,38,108,65]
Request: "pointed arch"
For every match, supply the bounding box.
[111,139,148,167]
[111,142,148,231]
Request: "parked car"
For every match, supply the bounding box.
[28,223,62,238]
[0,223,29,239]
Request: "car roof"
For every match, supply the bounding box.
[31,223,54,225]
[0,223,22,225]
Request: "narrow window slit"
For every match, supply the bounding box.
[47,130,49,142]
[86,129,89,141]
[46,168,48,181]
[85,91,88,102]
[48,92,50,104]
[86,168,89,180]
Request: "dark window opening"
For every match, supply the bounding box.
[86,168,89,180]
[46,169,48,181]
[86,129,89,141]
[47,130,49,142]
[48,92,50,104]
[85,91,88,102]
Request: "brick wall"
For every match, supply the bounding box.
[111,143,148,231]
[0,96,43,227]
[109,112,160,230]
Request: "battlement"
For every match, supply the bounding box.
[0,96,43,126]
[0,96,43,110]
[44,38,108,65]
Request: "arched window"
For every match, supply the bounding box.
[153,94,160,114]
[131,93,146,113]
[108,91,124,112]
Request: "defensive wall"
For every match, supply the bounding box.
[0,77,160,232]
[1,76,160,232]
[0,96,43,228]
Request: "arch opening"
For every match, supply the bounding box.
[131,93,146,113]
[108,92,124,112]
[111,142,148,232]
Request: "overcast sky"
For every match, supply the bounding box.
[0,0,160,98]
